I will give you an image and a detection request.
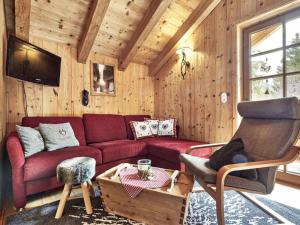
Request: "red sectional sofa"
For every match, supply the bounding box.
[6,114,212,209]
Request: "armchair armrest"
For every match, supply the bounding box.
[216,145,300,187]
[186,143,227,154]
[6,132,25,169]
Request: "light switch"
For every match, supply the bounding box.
[221,92,228,104]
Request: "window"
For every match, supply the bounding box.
[243,8,300,186]
[243,8,300,101]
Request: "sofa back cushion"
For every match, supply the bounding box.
[124,115,150,139]
[83,114,127,143]
[22,117,86,146]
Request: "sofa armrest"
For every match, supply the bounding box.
[6,132,25,169]
[6,132,27,209]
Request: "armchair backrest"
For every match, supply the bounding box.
[232,97,300,193]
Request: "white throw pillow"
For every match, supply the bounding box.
[130,121,153,140]
[157,118,177,137]
[16,125,45,158]
[39,123,79,151]
[145,119,159,136]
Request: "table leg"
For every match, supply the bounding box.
[55,183,72,219]
[81,182,93,214]
[181,193,191,225]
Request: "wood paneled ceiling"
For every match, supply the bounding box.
[5,0,221,74]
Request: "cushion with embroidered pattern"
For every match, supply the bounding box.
[145,119,159,136]
[157,118,177,138]
[130,121,153,140]
[39,123,79,151]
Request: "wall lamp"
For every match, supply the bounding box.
[176,47,192,80]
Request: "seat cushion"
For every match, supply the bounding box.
[142,137,212,164]
[89,140,147,163]
[124,115,151,140]
[83,114,127,143]
[180,153,267,193]
[22,116,86,146]
[24,146,102,182]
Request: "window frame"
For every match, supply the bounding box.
[243,7,300,101]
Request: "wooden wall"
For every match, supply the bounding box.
[6,37,155,133]
[0,0,7,206]
[154,0,296,143]
[4,0,298,141]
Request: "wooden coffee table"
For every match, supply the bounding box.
[96,164,194,225]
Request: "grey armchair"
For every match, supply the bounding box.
[180,97,300,225]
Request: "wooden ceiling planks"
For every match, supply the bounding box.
[93,0,151,62]
[29,0,90,47]
[132,0,202,65]
[148,0,222,76]
[118,0,172,71]
[7,0,219,74]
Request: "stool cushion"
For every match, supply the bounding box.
[57,157,96,184]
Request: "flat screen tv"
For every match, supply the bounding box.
[6,36,61,86]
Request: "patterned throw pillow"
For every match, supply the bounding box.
[145,119,159,136]
[157,118,177,137]
[130,121,153,140]
[39,123,79,151]
[16,125,45,158]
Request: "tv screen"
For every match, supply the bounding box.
[6,36,61,86]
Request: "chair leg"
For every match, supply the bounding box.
[216,188,225,225]
[81,182,93,214]
[55,183,72,219]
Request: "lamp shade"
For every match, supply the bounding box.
[176,47,192,55]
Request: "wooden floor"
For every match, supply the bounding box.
[1,184,86,225]
[260,181,300,210]
[0,182,299,225]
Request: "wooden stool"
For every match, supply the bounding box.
[55,157,96,219]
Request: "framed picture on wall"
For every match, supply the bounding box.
[91,62,115,96]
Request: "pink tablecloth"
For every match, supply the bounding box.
[119,167,170,198]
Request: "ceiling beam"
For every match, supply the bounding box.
[77,0,111,63]
[15,0,30,40]
[5,0,16,35]
[118,0,172,71]
[149,0,221,76]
